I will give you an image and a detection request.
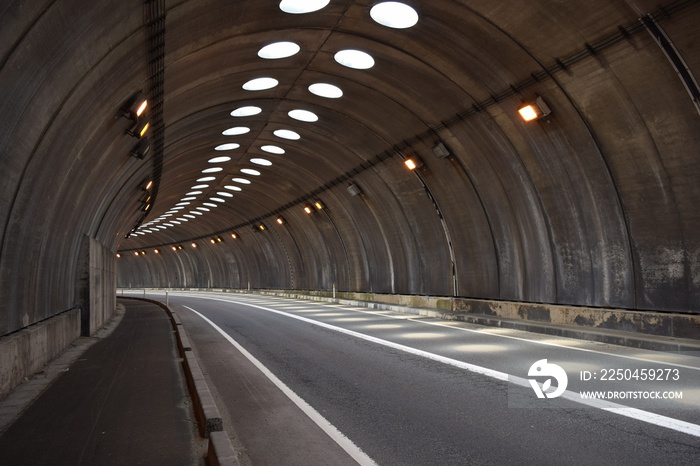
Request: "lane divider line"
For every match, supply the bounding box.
[183,306,378,466]
[190,297,700,439]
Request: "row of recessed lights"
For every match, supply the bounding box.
[130,2,419,238]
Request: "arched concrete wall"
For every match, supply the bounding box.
[1,0,699,364]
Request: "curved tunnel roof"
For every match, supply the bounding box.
[2,0,700,335]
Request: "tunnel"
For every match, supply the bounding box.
[1,0,700,463]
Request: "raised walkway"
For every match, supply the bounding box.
[0,299,203,465]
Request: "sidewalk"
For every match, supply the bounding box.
[0,299,202,465]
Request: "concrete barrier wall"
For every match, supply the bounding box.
[89,237,116,335]
[0,309,80,399]
[254,289,700,341]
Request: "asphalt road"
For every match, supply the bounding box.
[132,290,700,466]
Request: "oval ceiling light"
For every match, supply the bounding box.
[224,185,243,192]
[261,145,285,154]
[184,214,196,219]
[190,211,204,216]
[197,177,215,182]
[181,197,197,201]
[251,158,273,166]
[279,0,330,14]
[209,156,232,163]
[274,129,301,140]
[288,109,318,122]
[309,83,343,98]
[217,192,235,198]
[232,177,251,184]
[176,202,191,206]
[243,77,279,91]
[223,126,250,136]
[203,202,218,208]
[370,2,419,29]
[258,41,300,59]
[202,167,223,173]
[231,106,262,117]
[192,184,209,189]
[215,143,241,151]
[197,207,211,212]
[241,168,261,176]
[334,49,375,69]
[210,197,227,203]
[186,191,203,196]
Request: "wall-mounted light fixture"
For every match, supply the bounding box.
[276,217,286,225]
[154,249,160,254]
[118,92,148,120]
[141,179,154,192]
[116,253,122,258]
[191,242,198,248]
[231,232,238,239]
[303,205,313,214]
[254,223,267,232]
[518,96,551,122]
[210,237,223,244]
[347,183,363,197]
[404,156,424,170]
[314,200,325,210]
[127,119,150,138]
[171,245,184,251]
[432,141,452,159]
[130,138,150,159]
[134,251,140,256]
[140,251,147,255]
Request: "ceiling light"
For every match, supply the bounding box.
[261,145,285,154]
[251,158,273,166]
[309,83,343,98]
[288,109,318,122]
[119,92,148,120]
[274,129,301,140]
[370,2,419,29]
[215,143,241,151]
[224,185,242,191]
[197,207,210,212]
[210,197,226,203]
[243,77,279,91]
[241,168,261,176]
[202,167,223,173]
[184,214,196,219]
[280,0,330,14]
[217,192,234,197]
[209,156,231,163]
[334,50,375,69]
[304,205,313,214]
[258,41,300,59]
[223,126,250,136]
[518,96,551,122]
[203,202,218,207]
[181,197,197,201]
[176,202,191,206]
[231,233,238,239]
[190,211,204,216]
[197,177,216,182]
[276,217,286,225]
[231,106,262,117]
[186,191,202,196]
[154,249,160,254]
[192,185,209,189]
[232,178,251,184]
[314,201,324,210]
[191,242,198,248]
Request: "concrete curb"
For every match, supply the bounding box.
[129,298,240,466]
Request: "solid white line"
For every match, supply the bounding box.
[191,296,700,439]
[182,306,377,466]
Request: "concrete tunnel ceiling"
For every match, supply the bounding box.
[2,0,700,339]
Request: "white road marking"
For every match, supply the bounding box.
[183,306,378,466]
[188,296,700,439]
